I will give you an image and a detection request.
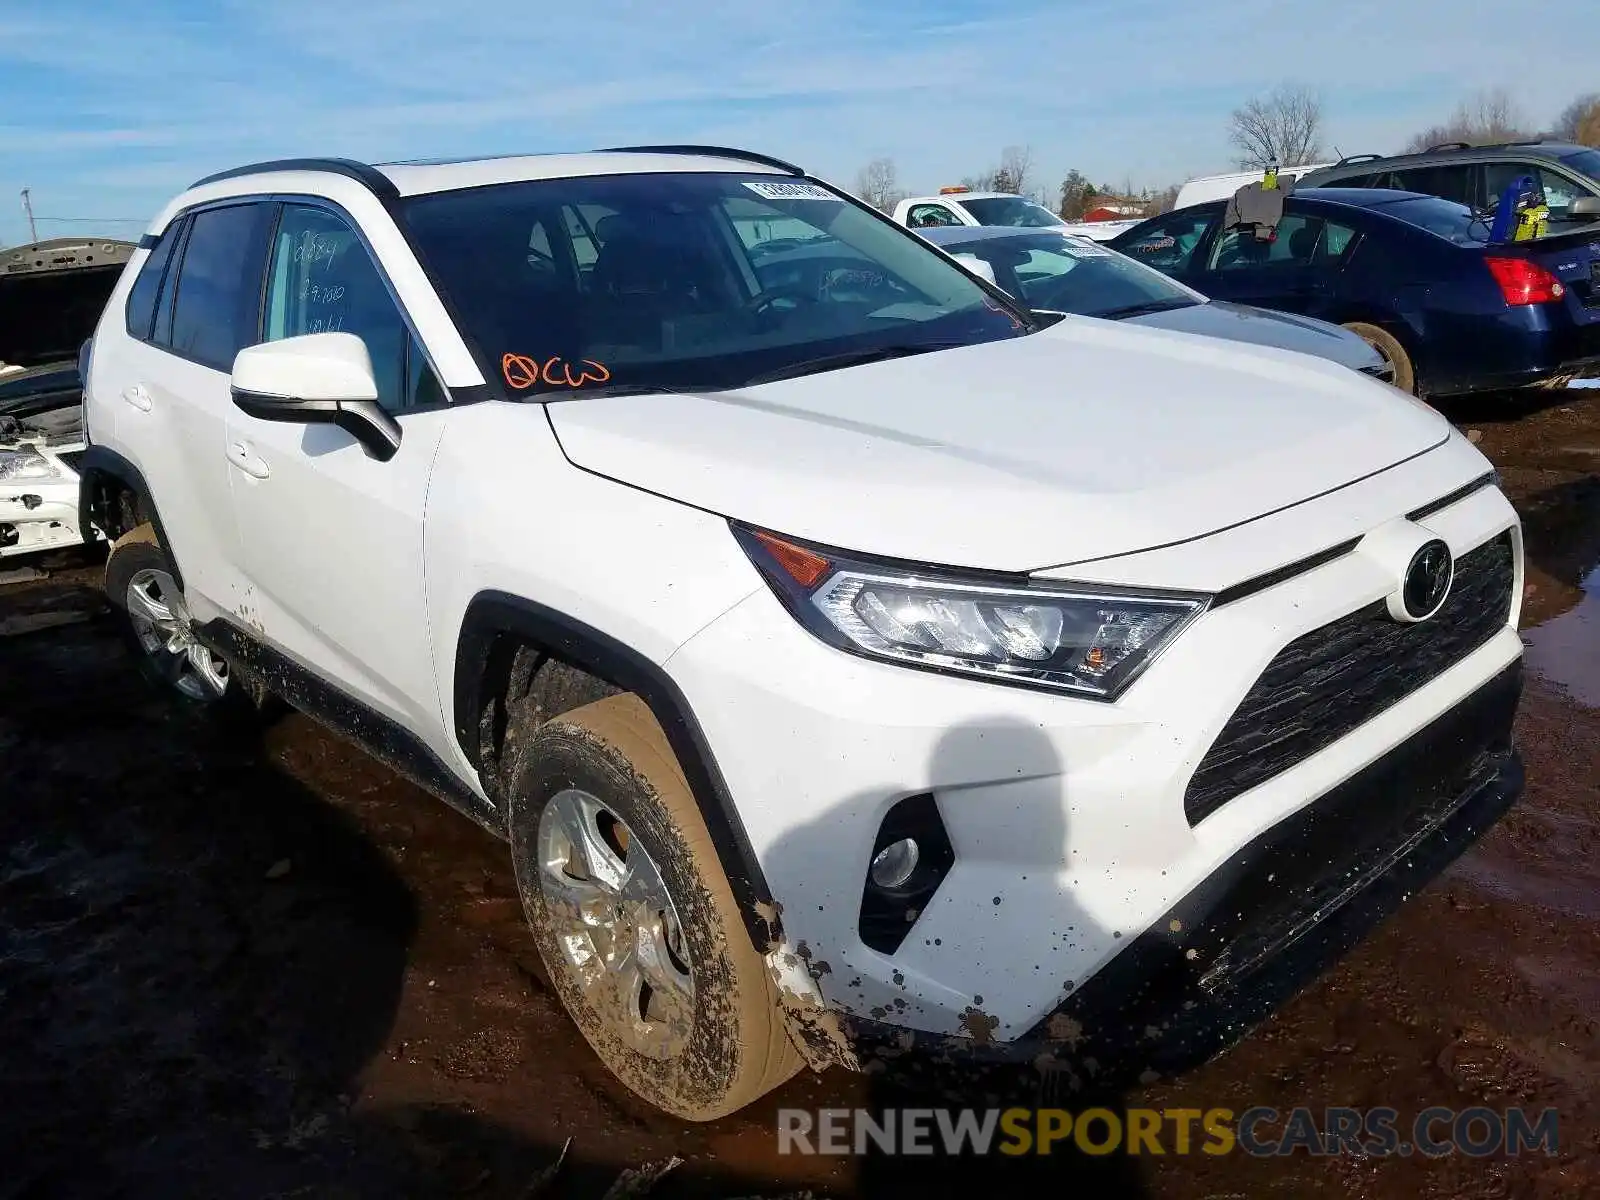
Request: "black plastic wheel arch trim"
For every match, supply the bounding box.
[77,446,185,590]
[453,592,781,949]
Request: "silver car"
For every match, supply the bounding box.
[917,224,1394,383]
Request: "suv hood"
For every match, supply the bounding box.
[546,316,1449,572]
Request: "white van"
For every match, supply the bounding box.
[1174,163,1335,209]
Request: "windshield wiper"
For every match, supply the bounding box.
[739,343,959,388]
[1094,298,1201,320]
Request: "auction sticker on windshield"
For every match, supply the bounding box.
[1063,238,1113,257]
[743,181,842,201]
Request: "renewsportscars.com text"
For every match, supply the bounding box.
[777,1106,1560,1158]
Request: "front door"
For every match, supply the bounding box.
[223,200,453,741]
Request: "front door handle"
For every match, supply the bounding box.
[226,441,271,480]
[121,385,152,412]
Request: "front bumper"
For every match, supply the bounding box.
[1,457,88,558]
[842,659,1523,1077]
[668,453,1523,1048]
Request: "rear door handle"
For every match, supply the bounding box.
[226,441,271,480]
[121,385,152,412]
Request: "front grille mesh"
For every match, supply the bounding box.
[1184,533,1515,826]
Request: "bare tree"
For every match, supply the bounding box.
[1554,92,1600,146]
[990,145,1034,195]
[1403,88,1531,152]
[1143,184,1181,217]
[853,157,906,212]
[1228,84,1325,168]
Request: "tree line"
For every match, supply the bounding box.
[852,88,1600,218]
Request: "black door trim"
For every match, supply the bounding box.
[196,617,505,840]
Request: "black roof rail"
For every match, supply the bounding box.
[598,144,806,176]
[1331,153,1384,167]
[1425,141,1473,153]
[189,157,399,200]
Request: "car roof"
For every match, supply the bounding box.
[1306,141,1593,177]
[141,146,811,238]
[919,225,1074,245]
[904,191,1024,205]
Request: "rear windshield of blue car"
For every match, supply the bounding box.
[1375,196,1491,245]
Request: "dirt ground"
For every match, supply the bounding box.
[1,389,1596,1199]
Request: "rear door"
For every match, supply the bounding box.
[1191,206,1361,319]
[98,201,275,619]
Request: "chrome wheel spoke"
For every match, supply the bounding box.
[124,568,226,701]
[536,787,695,1059]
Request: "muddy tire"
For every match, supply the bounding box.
[1343,321,1416,394]
[103,524,263,717]
[506,693,802,1121]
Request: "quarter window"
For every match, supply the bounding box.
[124,225,179,340]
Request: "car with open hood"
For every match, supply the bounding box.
[79,146,1526,1120]
[1,236,134,558]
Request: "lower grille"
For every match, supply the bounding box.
[1184,532,1515,826]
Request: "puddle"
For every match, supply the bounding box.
[1522,562,1600,709]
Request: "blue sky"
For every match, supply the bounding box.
[3,0,1597,247]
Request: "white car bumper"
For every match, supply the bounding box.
[1,440,90,559]
[666,464,1524,1067]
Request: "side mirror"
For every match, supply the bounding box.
[230,332,402,462]
[1570,197,1600,220]
[951,253,998,285]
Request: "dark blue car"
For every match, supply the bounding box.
[1108,187,1600,398]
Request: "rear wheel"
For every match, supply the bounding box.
[506,692,803,1120]
[1343,322,1416,394]
[104,525,233,704]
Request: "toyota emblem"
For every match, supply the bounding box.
[1401,539,1454,620]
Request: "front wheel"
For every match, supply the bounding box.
[1343,321,1416,395]
[506,693,803,1121]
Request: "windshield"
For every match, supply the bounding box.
[955,196,1066,228]
[1374,195,1493,245]
[399,173,1032,396]
[1562,149,1600,181]
[943,232,1201,317]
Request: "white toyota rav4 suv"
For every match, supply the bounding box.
[79,146,1526,1120]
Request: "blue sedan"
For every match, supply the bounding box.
[1107,187,1600,398]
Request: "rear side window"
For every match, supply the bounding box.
[1389,164,1475,206]
[167,203,275,370]
[123,226,179,339]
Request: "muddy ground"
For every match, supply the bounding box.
[1,390,1596,1199]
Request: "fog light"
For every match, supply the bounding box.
[870,838,920,889]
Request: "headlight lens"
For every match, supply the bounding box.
[734,526,1209,700]
[0,450,61,482]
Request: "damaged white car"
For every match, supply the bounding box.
[1,237,133,558]
[0,361,91,559]
[81,148,1526,1121]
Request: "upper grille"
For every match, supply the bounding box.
[1184,533,1515,826]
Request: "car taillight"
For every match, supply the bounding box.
[1484,256,1566,305]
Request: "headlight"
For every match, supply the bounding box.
[733,525,1209,700]
[0,450,61,482]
